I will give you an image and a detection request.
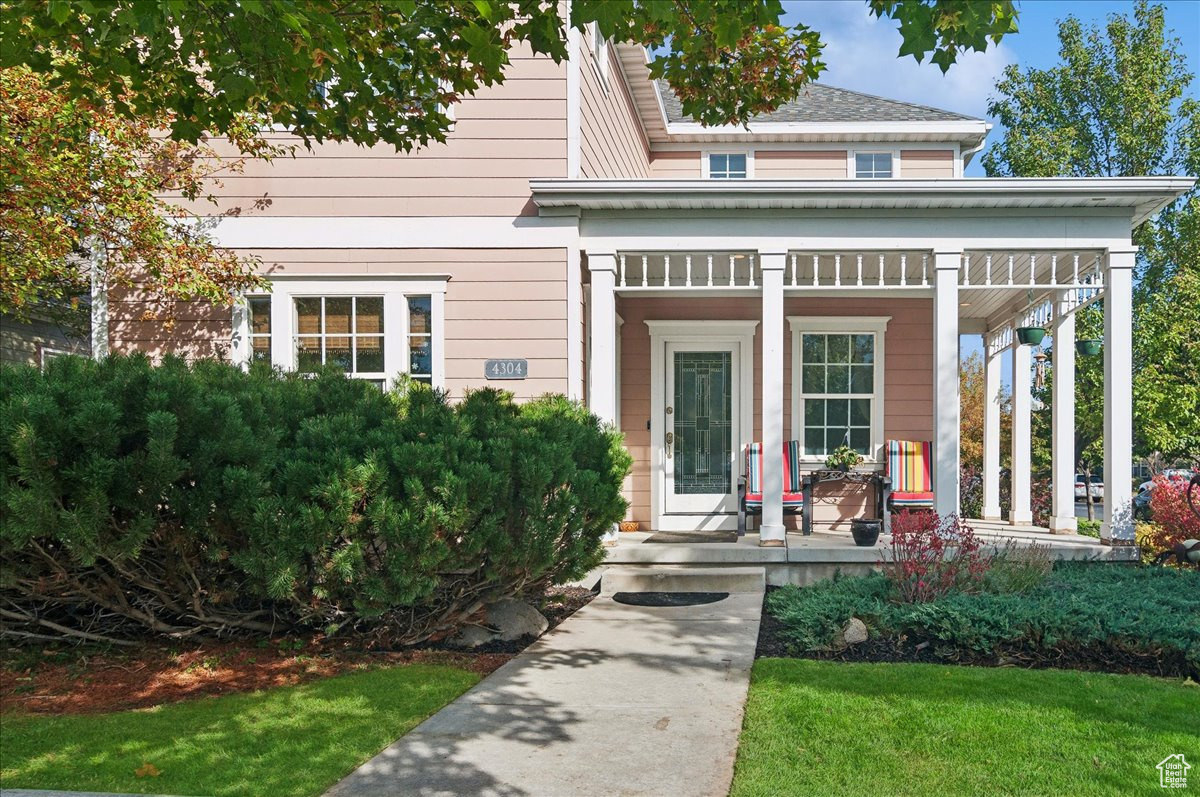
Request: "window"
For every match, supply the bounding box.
[590,22,610,87]
[294,296,386,381]
[855,152,893,179]
[248,296,272,363]
[708,152,748,179]
[407,295,433,384]
[790,317,889,461]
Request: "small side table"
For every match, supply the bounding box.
[800,469,884,536]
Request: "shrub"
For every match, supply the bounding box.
[884,511,991,603]
[1143,474,1200,568]
[1077,519,1101,538]
[981,540,1053,594]
[1,355,631,646]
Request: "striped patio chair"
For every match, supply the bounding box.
[738,440,805,536]
[883,439,935,513]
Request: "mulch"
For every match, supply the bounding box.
[0,586,595,717]
[754,587,1197,679]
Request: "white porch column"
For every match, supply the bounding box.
[759,251,787,547]
[1103,249,1136,545]
[586,251,618,425]
[89,240,108,360]
[932,252,962,517]
[1010,320,1033,526]
[982,334,1003,520]
[1049,291,1077,532]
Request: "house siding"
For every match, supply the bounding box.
[755,150,848,178]
[900,149,955,177]
[579,37,650,178]
[616,296,933,530]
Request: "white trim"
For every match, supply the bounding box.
[567,243,583,401]
[588,22,610,91]
[566,5,581,179]
[932,254,961,516]
[787,316,890,463]
[664,120,990,137]
[850,148,899,179]
[702,149,754,179]
[207,216,580,249]
[647,320,758,531]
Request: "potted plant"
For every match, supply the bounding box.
[825,445,863,473]
[1076,338,1102,356]
[1016,326,1046,346]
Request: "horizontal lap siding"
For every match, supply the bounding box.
[901,150,955,178]
[110,290,232,362]
[648,151,700,177]
[755,151,847,178]
[615,296,932,529]
[189,46,566,217]
[580,39,650,178]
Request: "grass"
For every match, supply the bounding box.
[0,663,478,797]
[732,659,1200,797]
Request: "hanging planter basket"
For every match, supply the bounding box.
[1076,339,1103,357]
[1016,326,1046,346]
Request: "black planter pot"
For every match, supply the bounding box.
[851,518,882,547]
[1016,326,1046,346]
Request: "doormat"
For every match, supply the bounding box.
[611,591,729,607]
[644,531,738,544]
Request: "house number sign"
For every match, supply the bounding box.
[485,359,528,380]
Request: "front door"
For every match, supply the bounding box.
[663,342,739,516]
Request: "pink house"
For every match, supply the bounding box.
[110,34,1193,547]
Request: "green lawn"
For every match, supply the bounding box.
[733,659,1200,797]
[0,663,478,797]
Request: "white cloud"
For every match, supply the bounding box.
[783,0,1015,120]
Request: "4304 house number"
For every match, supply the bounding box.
[485,359,528,380]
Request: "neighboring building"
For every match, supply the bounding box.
[109,35,1194,544]
[0,312,89,367]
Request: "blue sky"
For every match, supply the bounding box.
[781,0,1200,176]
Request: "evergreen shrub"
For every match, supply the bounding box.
[1,355,631,645]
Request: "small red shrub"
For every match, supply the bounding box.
[884,511,992,603]
[1146,474,1200,568]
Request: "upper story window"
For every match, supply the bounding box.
[708,152,749,179]
[590,22,610,88]
[855,152,894,179]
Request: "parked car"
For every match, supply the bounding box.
[1134,469,1198,521]
[1074,474,1104,502]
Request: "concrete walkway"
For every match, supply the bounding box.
[325,589,763,797]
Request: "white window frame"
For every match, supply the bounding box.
[789,316,890,465]
[589,22,610,90]
[232,276,447,390]
[850,149,898,179]
[703,150,753,179]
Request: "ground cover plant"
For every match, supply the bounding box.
[0,354,630,647]
[0,662,478,797]
[732,659,1200,797]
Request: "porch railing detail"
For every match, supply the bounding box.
[959,251,1104,290]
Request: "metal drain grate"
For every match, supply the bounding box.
[611,591,729,607]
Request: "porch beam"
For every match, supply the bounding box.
[982,335,1003,520]
[759,250,787,547]
[1049,290,1078,532]
[1102,249,1136,544]
[933,252,962,517]
[1010,316,1034,526]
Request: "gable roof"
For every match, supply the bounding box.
[657,82,981,124]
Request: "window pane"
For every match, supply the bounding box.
[826,428,849,452]
[727,153,747,176]
[295,298,322,334]
[803,334,825,363]
[249,298,271,334]
[850,398,871,426]
[710,154,727,173]
[356,297,384,334]
[828,399,849,426]
[852,334,873,363]
[827,335,850,363]
[356,336,384,372]
[297,336,322,371]
[252,337,271,362]
[827,364,849,393]
[851,364,873,393]
[804,429,824,456]
[802,364,825,393]
[804,399,824,427]
[325,297,352,334]
[326,336,352,371]
[409,337,432,375]
[849,428,870,453]
[408,296,431,335]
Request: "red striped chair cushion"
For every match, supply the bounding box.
[745,441,804,507]
[886,440,934,508]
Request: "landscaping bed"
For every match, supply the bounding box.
[758,563,1200,678]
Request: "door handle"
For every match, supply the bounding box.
[665,431,674,459]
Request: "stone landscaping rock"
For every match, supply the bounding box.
[485,598,548,641]
[448,624,497,649]
[841,617,869,646]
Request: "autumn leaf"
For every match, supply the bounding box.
[135,762,161,778]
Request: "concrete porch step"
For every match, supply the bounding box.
[600,565,766,596]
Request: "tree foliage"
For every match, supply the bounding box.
[0,0,1018,150]
[983,1,1200,463]
[0,66,281,326]
[959,351,1011,470]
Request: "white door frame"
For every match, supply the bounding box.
[648,320,757,531]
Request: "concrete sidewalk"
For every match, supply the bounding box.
[325,590,763,797]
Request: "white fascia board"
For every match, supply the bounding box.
[204,215,580,249]
[663,119,990,143]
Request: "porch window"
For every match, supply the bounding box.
[790,316,890,461]
[248,296,272,363]
[855,152,893,179]
[707,152,748,179]
[407,295,433,385]
[295,296,386,383]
